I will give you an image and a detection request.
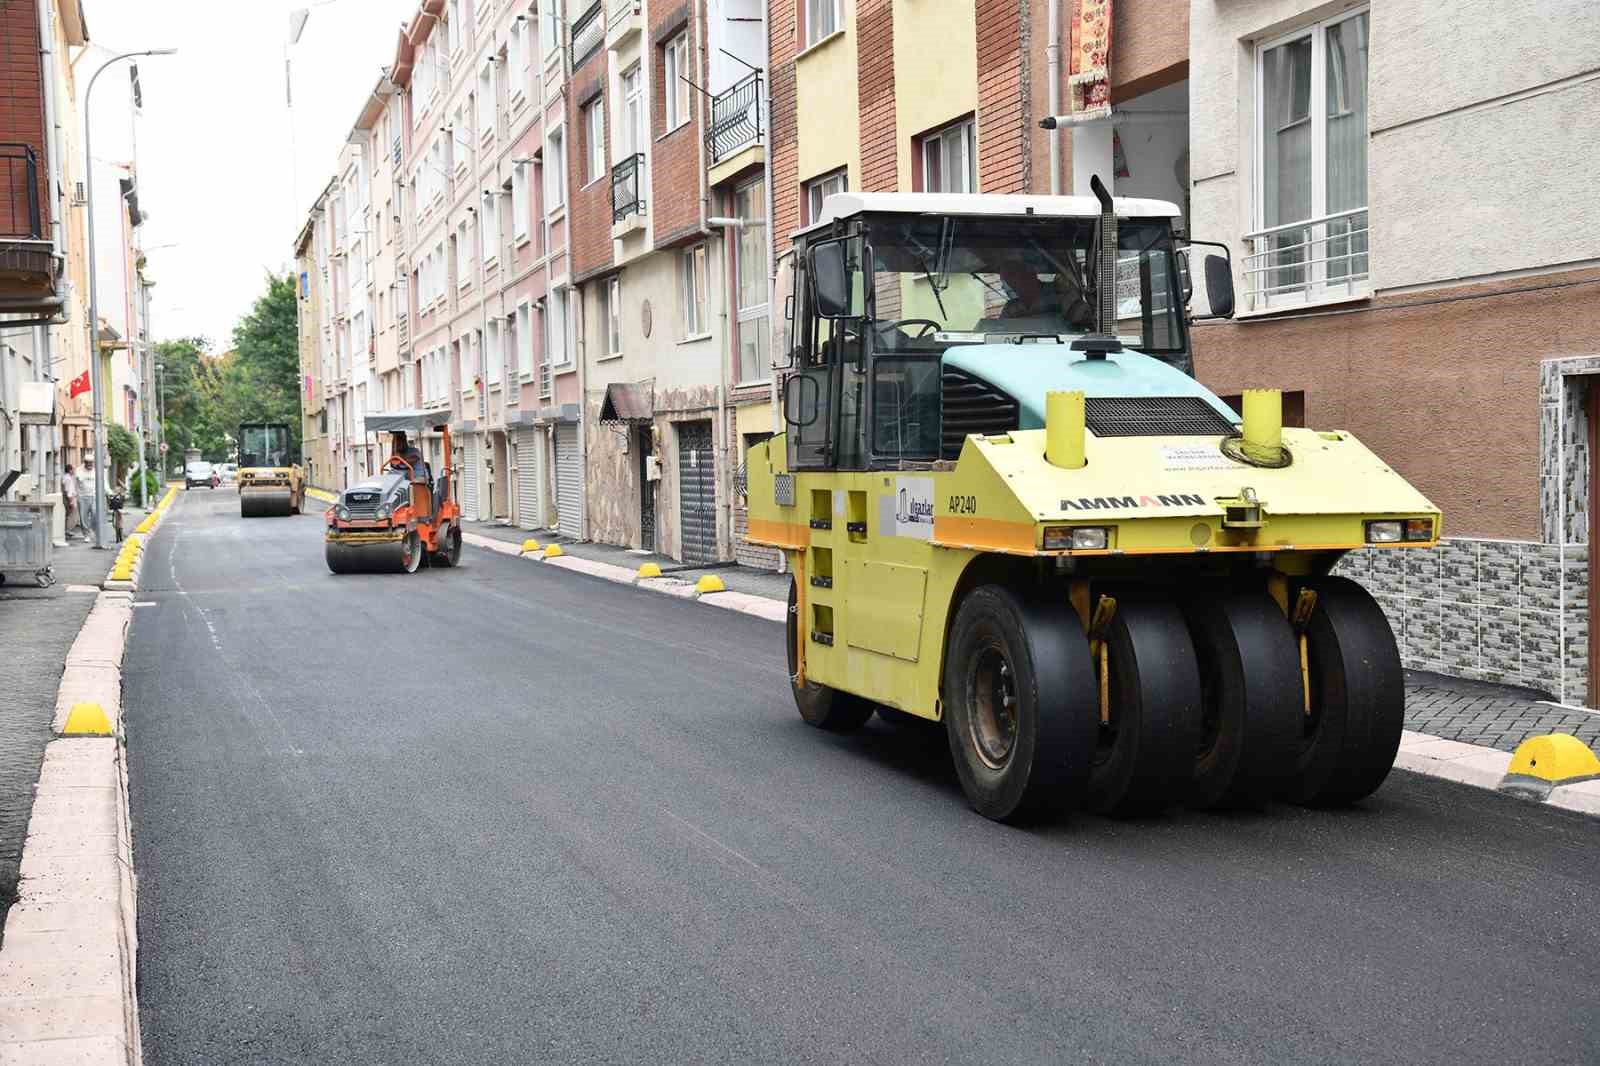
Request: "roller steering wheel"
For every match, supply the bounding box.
[879,318,942,340]
[386,455,416,479]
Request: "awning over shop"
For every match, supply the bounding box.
[599,382,654,425]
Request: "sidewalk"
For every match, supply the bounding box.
[460,520,791,600]
[0,519,146,927]
[460,524,1600,760]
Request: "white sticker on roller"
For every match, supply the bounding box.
[1160,444,1239,472]
[892,476,935,540]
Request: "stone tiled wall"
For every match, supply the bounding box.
[1336,538,1588,702]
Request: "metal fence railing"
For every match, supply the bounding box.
[1,144,42,241]
[610,152,645,222]
[707,72,762,163]
[1242,207,1370,310]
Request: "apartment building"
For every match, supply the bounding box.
[293,200,331,486]
[1187,0,1600,704]
[1,0,93,531]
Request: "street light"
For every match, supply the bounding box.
[83,47,177,548]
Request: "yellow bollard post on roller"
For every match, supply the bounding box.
[1044,390,1086,470]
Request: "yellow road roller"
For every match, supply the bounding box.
[746,178,1440,823]
[238,422,305,517]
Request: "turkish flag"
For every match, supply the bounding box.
[68,370,90,398]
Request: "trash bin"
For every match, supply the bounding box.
[0,501,56,588]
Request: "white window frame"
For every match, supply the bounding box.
[678,243,708,338]
[804,169,847,225]
[583,96,606,186]
[516,299,533,376]
[548,288,571,367]
[507,18,526,95]
[919,117,974,194]
[804,0,841,49]
[734,176,769,385]
[477,58,496,143]
[600,275,622,358]
[447,0,462,54]
[512,162,531,243]
[486,317,503,386]
[545,125,566,212]
[663,32,689,131]
[482,189,500,267]
[457,220,473,289]
[1250,7,1371,309]
[539,0,561,60]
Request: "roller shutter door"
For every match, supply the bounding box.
[554,422,582,540]
[677,420,716,564]
[514,428,542,529]
[460,434,480,521]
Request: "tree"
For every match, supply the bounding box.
[106,423,140,479]
[154,337,229,464]
[229,274,302,452]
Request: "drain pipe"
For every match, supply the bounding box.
[1047,0,1060,194]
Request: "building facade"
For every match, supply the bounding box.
[1187,0,1600,704]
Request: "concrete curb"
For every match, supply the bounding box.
[0,491,177,1062]
[305,487,337,505]
[461,531,789,624]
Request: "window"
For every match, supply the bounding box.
[804,169,847,225]
[734,177,769,384]
[512,162,531,242]
[1254,9,1369,305]
[545,127,566,210]
[447,0,462,52]
[516,300,533,375]
[621,64,643,157]
[486,318,502,386]
[600,276,622,357]
[457,219,472,286]
[548,288,570,365]
[918,117,974,193]
[804,0,840,48]
[663,32,689,131]
[476,60,495,138]
[454,104,471,162]
[508,16,526,86]
[583,97,605,184]
[540,0,561,59]
[678,244,708,337]
[481,189,500,265]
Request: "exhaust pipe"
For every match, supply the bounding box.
[1090,174,1116,337]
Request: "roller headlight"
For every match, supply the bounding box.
[1042,525,1110,551]
[336,505,351,521]
[376,504,390,520]
[1365,520,1401,543]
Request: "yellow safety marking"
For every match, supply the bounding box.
[931,516,1037,554]
[1505,734,1600,784]
[305,487,338,504]
[637,563,662,578]
[695,574,726,594]
[746,518,810,550]
[520,538,541,553]
[62,702,113,736]
[543,544,564,558]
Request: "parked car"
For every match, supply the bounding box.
[185,461,215,489]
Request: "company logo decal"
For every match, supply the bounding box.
[893,476,935,539]
[1060,493,1207,511]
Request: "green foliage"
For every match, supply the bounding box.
[106,423,140,477]
[227,274,303,453]
[131,470,162,501]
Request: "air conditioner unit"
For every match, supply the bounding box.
[72,181,86,205]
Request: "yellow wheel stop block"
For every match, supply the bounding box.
[637,563,662,579]
[1500,733,1600,799]
[543,544,564,558]
[62,702,113,736]
[694,574,726,594]
[521,538,541,553]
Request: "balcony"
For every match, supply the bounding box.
[570,2,603,69]
[1,144,41,240]
[1242,207,1370,313]
[0,143,58,307]
[610,153,645,223]
[707,73,763,165]
[607,0,641,37]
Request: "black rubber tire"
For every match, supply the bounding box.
[324,540,353,574]
[1085,594,1202,816]
[943,586,1097,822]
[1282,576,1405,806]
[430,524,462,568]
[399,531,422,573]
[785,579,873,731]
[1182,588,1302,808]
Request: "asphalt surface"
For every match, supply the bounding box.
[125,490,1600,1065]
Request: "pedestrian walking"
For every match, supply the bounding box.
[76,461,95,539]
[60,463,80,539]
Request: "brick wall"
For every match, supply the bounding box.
[648,1,702,246]
[856,0,896,192]
[976,0,1028,194]
[0,1,48,237]
[569,56,613,279]
[768,1,799,262]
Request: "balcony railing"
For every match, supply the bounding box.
[570,2,604,68]
[538,356,551,399]
[396,311,409,349]
[1,144,42,240]
[707,72,763,164]
[1242,207,1370,311]
[611,153,645,222]
[608,0,638,28]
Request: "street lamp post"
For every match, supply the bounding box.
[83,47,176,548]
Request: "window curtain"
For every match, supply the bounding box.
[1325,13,1370,279]
[1263,36,1311,291]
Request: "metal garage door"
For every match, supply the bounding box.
[554,422,582,540]
[677,420,716,564]
[460,433,480,521]
[514,428,542,529]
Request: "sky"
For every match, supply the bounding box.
[80,0,417,350]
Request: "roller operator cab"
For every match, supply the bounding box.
[237,423,306,517]
[745,181,1441,823]
[324,409,463,574]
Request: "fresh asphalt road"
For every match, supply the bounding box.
[124,489,1600,1065]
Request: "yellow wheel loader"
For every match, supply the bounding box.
[237,422,305,517]
[746,178,1439,823]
